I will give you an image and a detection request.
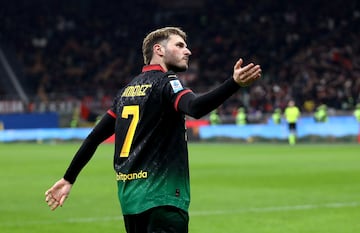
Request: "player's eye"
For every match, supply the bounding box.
[176,43,185,48]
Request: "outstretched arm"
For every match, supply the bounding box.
[45,113,115,211]
[232,58,261,87]
[177,58,261,118]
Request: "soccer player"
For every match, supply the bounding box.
[314,104,328,122]
[284,100,301,145]
[209,109,221,125]
[355,103,360,143]
[271,108,282,124]
[236,107,247,125]
[353,103,360,122]
[44,27,261,233]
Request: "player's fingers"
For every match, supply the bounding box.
[243,64,260,76]
[248,69,261,80]
[46,196,59,210]
[233,58,243,70]
[45,194,52,203]
[236,65,254,80]
[50,200,60,211]
[238,63,255,81]
[45,187,58,199]
[45,190,55,202]
[249,65,261,76]
[240,68,261,86]
[245,67,261,81]
[47,197,55,206]
[45,189,52,196]
[240,63,255,74]
[59,194,68,206]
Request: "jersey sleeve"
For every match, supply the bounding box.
[177,77,241,119]
[162,73,192,111]
[63,112,115,184]
[163,73,241,119]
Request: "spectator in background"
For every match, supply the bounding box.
[284,100,301,145]
[236,107,247,125]
[210,109,221,125]
[354,103,360,122]
[272,108,282,124]
[1,1,359,116]
[314,104,328,123]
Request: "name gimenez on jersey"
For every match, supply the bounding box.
[116,170,148,182]
[121,84,152,97]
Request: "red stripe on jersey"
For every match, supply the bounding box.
[107,109,116,118]
[174,89,192,111]
[142,64,166,73]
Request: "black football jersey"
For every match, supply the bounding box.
[109,65,191,215]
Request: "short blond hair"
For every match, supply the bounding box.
[142,27,187,65]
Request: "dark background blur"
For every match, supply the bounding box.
[0,0,359,124]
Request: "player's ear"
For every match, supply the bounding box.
[153,44,165,57]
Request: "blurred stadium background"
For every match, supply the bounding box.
[1,2,360,233]
[0,0,359,142]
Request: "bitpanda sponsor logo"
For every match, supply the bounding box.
[116,170,148,182]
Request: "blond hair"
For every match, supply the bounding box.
[142,27,187,65]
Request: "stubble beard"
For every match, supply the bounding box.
[165,57,189,73]
[166,63,188,73]
[163,51,189,72]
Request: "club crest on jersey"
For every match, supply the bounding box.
[170,80,183,93]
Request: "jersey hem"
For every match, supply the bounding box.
[120,198,190,215]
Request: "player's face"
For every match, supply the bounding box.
[163,35,191,72]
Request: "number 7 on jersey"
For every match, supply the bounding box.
[120,105,139,157]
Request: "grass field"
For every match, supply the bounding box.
[0,142,359,233]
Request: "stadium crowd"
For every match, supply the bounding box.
[1,0,359,118]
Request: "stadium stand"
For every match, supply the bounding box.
[0,0,359,121]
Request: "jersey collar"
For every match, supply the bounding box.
[142,64,166,73]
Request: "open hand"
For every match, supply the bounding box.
[233,58,261,87]
[45,178,72,211]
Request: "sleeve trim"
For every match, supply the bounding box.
[174,89,192,111]
[107,109,116,118]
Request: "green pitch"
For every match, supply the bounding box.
[0,142,359,233]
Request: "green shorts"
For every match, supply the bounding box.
[123,205,189,233]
